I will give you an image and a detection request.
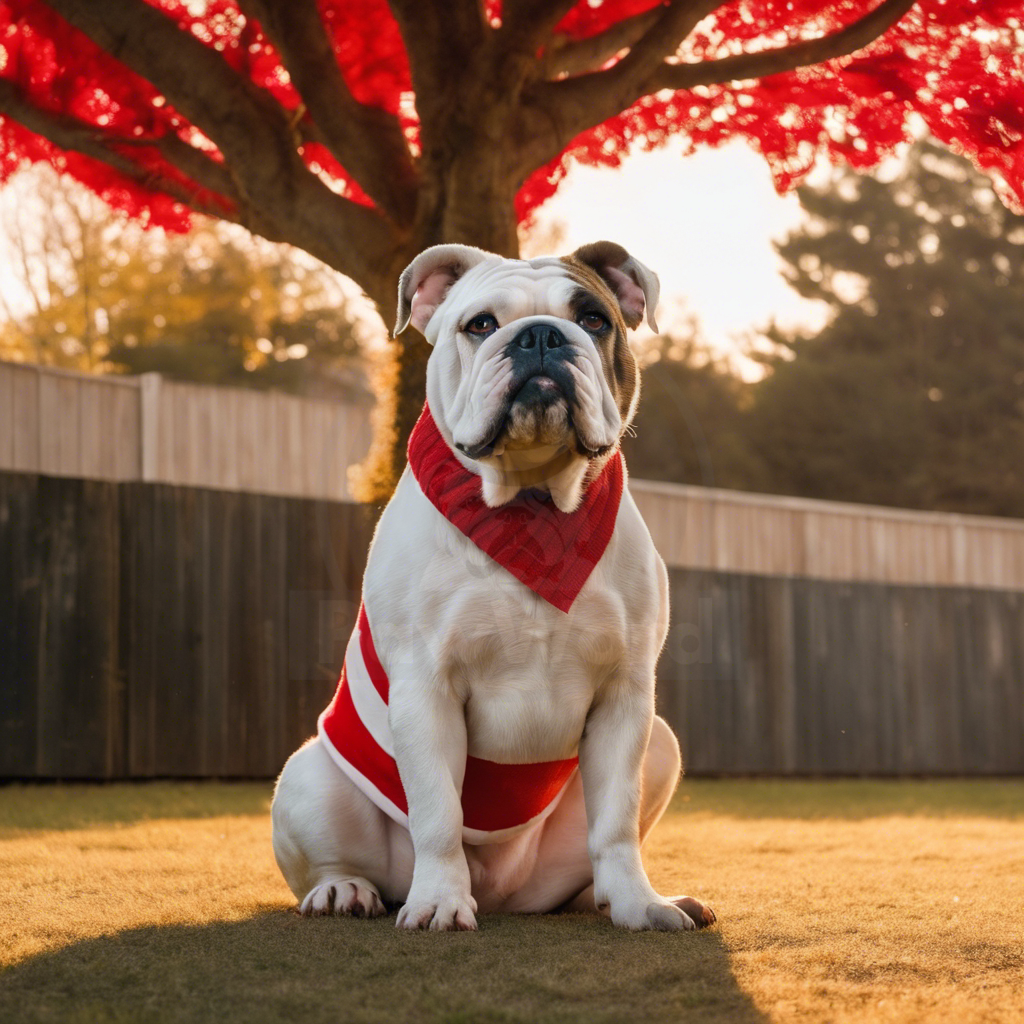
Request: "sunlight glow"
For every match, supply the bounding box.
[524,138,830,375]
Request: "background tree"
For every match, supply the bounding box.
[0,167,369,399]
[0,0,1021,498]
[620,329,768,491]
[749,140,1024,516]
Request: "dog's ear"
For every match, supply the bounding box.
[394,244,493,340]
[569,241,660,333]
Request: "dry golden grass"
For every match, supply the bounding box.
[0,780,1022,1023]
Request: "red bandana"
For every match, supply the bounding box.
[406,404,623,613]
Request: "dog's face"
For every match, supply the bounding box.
[395,242,659,511]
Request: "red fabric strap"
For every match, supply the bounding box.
[357,603,389,701]
[320,603,579,834]
[406,404,623,613]
[322,664,407,812]
[461,755,578,833]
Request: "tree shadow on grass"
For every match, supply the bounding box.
[0,908,767,1024]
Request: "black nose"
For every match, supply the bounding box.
[513,323,564,351]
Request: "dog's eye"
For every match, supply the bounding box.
[577,312,609,333]
[464,313,498,337]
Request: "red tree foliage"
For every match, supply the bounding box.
[0,1,1021,238]
[528,0,1024,217]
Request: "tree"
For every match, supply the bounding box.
[620,329,768,491]
[0,1,1021,498]
[0,166,369,400]
[749,140,1024,517]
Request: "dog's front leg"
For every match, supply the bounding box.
[580,684,694,932]
[389,682,477,931]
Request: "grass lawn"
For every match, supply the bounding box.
[1,779,1022,1023]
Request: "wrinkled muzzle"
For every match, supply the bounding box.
[446,316,622,460]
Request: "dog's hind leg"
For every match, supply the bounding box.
[272,737,404,917]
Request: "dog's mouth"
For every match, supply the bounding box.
[512,375,563,405]
[455,371,608,461]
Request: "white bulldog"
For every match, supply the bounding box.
[271,241,716,932]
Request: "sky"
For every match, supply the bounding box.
[525,137,831,375]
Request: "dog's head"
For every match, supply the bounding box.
[395,242,659,511]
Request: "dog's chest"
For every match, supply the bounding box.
[365,472,643,764]
[441,581,625,761]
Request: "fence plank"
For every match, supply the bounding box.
[57,375,82,476]
[278,393,305,497]
[997,593,1024,773]
[111,383,139,481]
[125,480,155,776]
[30,478,120,776]
[167,485,205,776]
[0,474,39,775]
[0,364,14,471]
[262,494,291,772]
[10,365,39,473]
[77,479,123,777]
[201,487,232,775]
[765,576,796,772]
[78,378,104,480]
[235,389,262,493]
[231,491,267,775]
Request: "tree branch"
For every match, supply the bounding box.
[41,0,401,291]
[113,130,240,203]
[44,0,310,195]
[603,0,723,89]
[0,79,239,220]
[525,0,918,172]
[386,0,488,79]
[497,0,587,94]
[237,0,418,226]
[501,0,579,42]
[541,8,664,79]
[649,0,919,91]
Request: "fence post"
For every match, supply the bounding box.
[139,373,161,483]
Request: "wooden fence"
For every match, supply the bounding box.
[0,361,371,501]
[632,478,1024,589]
[5,360,1024,588]
[661,570,1024,775]
[0,471,375,778]
[1,360,1023,776]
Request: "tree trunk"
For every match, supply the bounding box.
[351,122,522,505]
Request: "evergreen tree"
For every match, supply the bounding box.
[750,140,1024,517]
[622,332,767,493]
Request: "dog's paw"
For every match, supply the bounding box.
[644,900,696,931]
[396,894,478,932]
[671,895,717,929]
[299,877,386,918]
[607,897,695,931]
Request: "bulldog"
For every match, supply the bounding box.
[271,241,716,932]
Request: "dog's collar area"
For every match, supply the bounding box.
[519,486,553,502]
[407,404,623,613]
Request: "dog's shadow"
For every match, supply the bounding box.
[1,907,767,1024]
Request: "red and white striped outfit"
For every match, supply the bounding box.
[318,405,623,843]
